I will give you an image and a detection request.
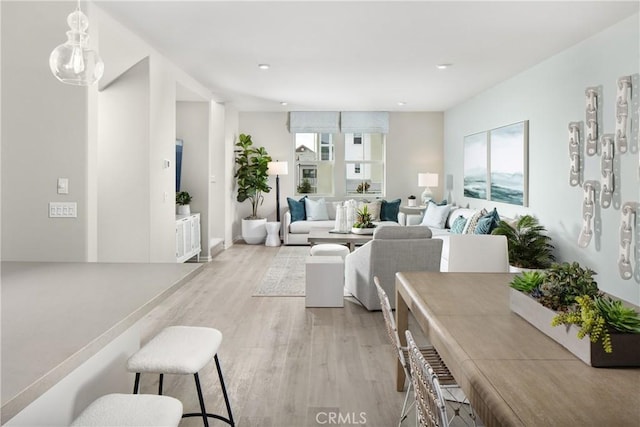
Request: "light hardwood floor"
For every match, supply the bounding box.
[135,243,406,427]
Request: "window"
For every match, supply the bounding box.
[345,133,385,196]
[295,133,335,195]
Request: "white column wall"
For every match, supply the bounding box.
[1,1,89,261]
[97,59,151,262]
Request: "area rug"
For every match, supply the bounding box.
[253,246,309,296]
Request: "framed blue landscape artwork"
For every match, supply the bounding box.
[463,131,488,200]
[489,121,529,206]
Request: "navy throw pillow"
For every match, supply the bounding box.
[380,199,401,222]
[287,197,307,222]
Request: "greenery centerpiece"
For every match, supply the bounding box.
[352,205,375,234]
[509,263,640,365]
[234,134,272,244]
[492,215,555,270]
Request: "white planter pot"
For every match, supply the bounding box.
[177,204,191,215]
[242,218,267,244]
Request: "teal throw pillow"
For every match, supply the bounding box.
[450,215,467,234]
[380,199,401,222]
[287,197,307,222]
[474,208,500,234]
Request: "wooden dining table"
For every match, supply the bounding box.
[395,271,640,427]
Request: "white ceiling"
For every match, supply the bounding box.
[95,1,639,112]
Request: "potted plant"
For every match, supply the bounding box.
[509,263,640,366]
[234,133,272,244]
[176,191,192,215]
[352,205,376,234]
[407,195,417,207]
[492,215,554,271]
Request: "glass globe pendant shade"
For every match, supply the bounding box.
[49,8,104,86]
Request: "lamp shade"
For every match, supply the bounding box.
[418,173,439,187]
[268,161,289,176]
[49,8,104,86]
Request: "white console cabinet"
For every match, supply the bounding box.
[176,213,201,263]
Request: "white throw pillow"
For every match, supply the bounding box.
[420,203,452,229]
[305,198,329,221]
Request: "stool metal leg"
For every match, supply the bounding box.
[133,373,140,394]
[215,355,235,426]
[193,373,209,427]
[158,373,164,395]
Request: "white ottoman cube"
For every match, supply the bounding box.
[309,243,350,259]
[305,256,344,307]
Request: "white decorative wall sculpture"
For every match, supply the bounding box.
[570,76,638,281]
[619,202,636,280]
[568,122,581,187]
[578,180,596,248]
[599,134,614,209]
[585,87,599,156]
[616,76,631,154]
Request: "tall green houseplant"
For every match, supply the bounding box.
[234,134,272,219]
[492,215,555,269]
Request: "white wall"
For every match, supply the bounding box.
[177,101,211,257]
[209,102,227,250]
[1,1,90,261]
[1,1,221,263]
[98,59,151,262]
[224,106,239,245]
[237,112,444,239]
[444,15,640,305]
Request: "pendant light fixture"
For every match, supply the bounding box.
[49,0,104,86]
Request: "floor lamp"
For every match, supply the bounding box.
[267,161,288,223]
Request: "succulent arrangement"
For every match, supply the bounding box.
[352,205,375,229]
[510,262,640,353]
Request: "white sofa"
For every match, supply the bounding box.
[283,200,406,245]
[406,205,509,271]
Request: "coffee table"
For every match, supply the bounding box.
[307,228,373,252]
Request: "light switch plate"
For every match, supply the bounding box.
[49,202,77,218]
[57,178,69,194]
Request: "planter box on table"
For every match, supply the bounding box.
[509,289,640,368]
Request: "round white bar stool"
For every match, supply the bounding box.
[71,393,183,427]
[127,326,235,427]
[310,243,350,259]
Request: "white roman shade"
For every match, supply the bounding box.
[340,111,389,134]
[288,111,340,133]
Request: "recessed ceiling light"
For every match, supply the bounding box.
[436,64,452,70]
[258,63,270,70]
[280,101,288,106]
[397,101,406,106]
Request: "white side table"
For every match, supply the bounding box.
[265,221,281,247]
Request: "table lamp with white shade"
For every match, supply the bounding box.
[418,173,439,205]
[267,161,288,223]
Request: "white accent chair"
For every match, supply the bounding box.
[344,226,442,310]
[444,234,509,272]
